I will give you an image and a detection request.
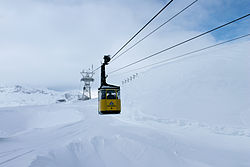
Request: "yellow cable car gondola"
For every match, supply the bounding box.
[98,55,121,114]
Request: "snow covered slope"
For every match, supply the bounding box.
[0,100,250,167]
[119,40,250,128]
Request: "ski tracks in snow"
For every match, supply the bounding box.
[0,150,35,166]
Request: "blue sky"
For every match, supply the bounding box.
[157,0,250,40]
[194,0,250,40]
[0,0,249,90]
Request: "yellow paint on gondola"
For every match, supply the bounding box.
[98,89,121,114]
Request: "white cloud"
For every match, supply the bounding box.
[0,0,249,89]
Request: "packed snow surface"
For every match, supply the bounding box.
[1,45,250,167]
[0,99,250,167]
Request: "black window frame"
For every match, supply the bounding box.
[106,90,117,99]
[101,90,106,99]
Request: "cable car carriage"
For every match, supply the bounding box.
[98,56,121,114]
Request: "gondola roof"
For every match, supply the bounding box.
[99,84,120,90]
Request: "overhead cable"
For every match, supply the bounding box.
[93,0,174,72]
[109,14,250,74]
[110,0,198,63]
[109,33,250,75]
[110,0,174,60]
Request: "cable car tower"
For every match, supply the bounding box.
[80,67,94,100]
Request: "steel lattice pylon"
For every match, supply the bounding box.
[80,67,94,100]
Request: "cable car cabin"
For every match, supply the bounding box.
[98,55,121,115]
[98,85,121,114]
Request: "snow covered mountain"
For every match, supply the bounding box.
[0,85,81,108]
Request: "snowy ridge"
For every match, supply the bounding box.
[0,85,81,108]
[0,85,54,95]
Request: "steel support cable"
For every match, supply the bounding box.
[109,14,250,74]
[110,0,174,60]
[93,0,174,72]
[110,0,198,63]
[93,66,101,72]
[109,33,250,76]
